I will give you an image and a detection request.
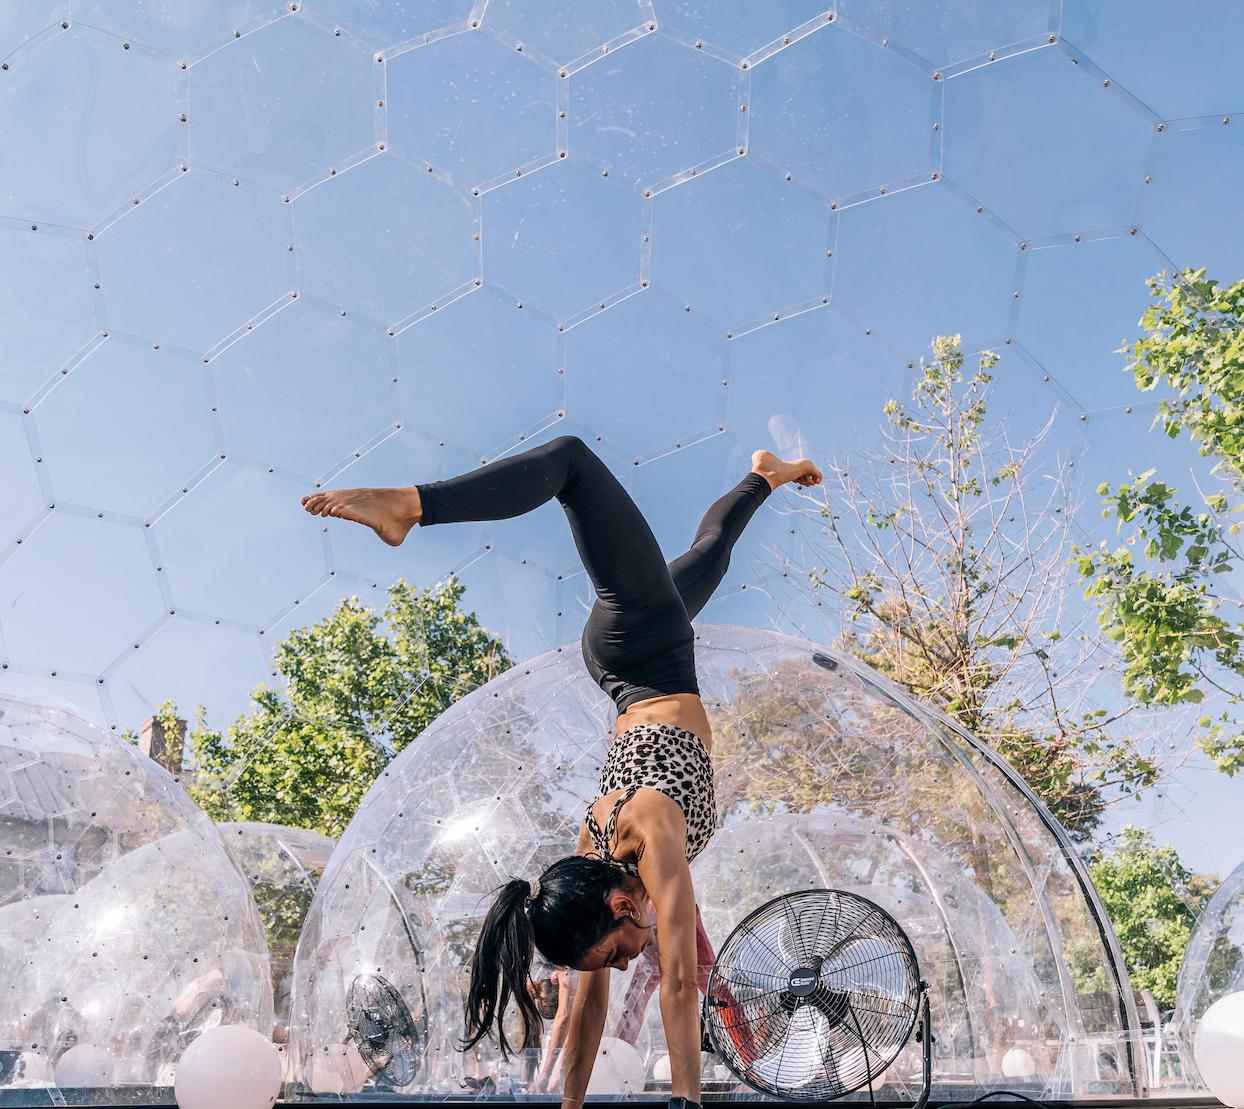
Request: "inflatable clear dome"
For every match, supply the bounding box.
[1171,859,1244,1086]
[0,696,273,1091]
[289,625,1139,1099]
[218,822,335,1043]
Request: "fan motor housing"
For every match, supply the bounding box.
[788,967,818,997]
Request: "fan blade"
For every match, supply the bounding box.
[811,903,886,965]
[820,936,909,1002]
[714,984,793,1070]
[775,899,839,967]
[385,1040,417,1088]
[819,989,911,1090]
[727,927,794,991]
[749,1003,829,1091]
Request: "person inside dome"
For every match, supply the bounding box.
[301,434,821,1106]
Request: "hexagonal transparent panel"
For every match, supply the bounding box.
[217,822,335,1040]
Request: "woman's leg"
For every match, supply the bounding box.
[416,435,683,615]
[666,472,772,621]
[578,467,775,712]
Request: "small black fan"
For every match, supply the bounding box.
[704,889,932,1105]
[345,973,422,1088]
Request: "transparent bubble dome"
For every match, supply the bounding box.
[289,624,1140,1099]
[0,696,273,1088]
[218,821,335,1043]
[1172,858,1244,1086]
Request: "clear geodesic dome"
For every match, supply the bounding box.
[1171,859,1244,1086]
[0,696,273,1091]
[218,821,335,1042]
[1,0,1238,756]
[288,625,1139,1100]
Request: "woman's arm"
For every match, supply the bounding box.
[555,964,609,1106]
[531,970,577,1093]
[637,815,702,1103]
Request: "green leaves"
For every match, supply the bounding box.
[883,335,1000,502]
[1123,268,1244,481]
[185,575,512,836]
[1089,827,1213,1009]
[1076,267,1243,776]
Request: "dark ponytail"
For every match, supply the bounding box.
[462,876,540,1059]
[462,854,634,1058]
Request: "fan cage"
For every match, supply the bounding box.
[345,972,423,1088]
[705,888,922,1101]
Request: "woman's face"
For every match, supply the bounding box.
[575,887,653,972]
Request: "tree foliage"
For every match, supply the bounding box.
[781,335,1168,841]
[1089,826,1215,1010]
[1077,269,1243,774]
[183,576,512,837]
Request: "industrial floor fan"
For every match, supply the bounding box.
[703,888,932,1105]
[345,972,423,1088]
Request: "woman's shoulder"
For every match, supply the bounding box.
[614,786,688,849]
[577,786,685,864]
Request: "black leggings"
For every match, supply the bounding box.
[414,435,772,713]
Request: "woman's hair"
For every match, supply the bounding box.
[462,853,632,1058]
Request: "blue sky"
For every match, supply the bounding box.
[0,0,1241,876]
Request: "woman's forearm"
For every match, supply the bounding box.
[531,1017,572,1092]
[546,1013,571,1053]
[558,995,608,1104]
[659,977,702,1101]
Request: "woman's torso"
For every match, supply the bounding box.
[613,692,712,752]
[582,717,717,872]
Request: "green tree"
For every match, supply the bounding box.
[1076,268,1243,774]
[782,335,1166,841]
[1089,826,1215,1010]
[182,575,512,837]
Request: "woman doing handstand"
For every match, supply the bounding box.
[301,435,821,1107]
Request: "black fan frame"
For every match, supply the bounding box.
[345,972,423,1088]
[703,887,926,1101]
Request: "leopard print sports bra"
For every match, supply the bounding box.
[584,722,716,874]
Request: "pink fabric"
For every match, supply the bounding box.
[612,899,760,1065]
[612,900,717,1044]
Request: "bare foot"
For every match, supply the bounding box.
[751,449,823,492]
[299,485,423,547]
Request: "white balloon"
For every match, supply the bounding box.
[653,1053,672,1082]
[586,1036,646,1095]
[1195,991,1244,1108]
[1001,1047,1037,1077]
[174,1025,282,1109]
[54,1044,113,1087]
